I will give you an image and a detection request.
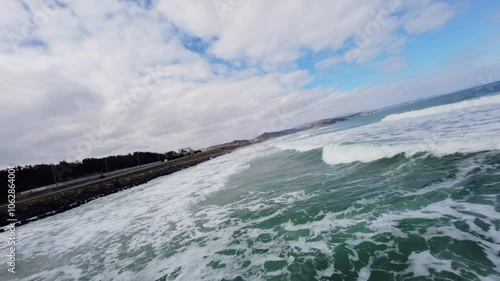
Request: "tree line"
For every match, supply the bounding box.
[1,150,196,195]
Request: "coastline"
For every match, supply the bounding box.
[0,147,241,231]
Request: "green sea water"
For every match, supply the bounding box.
[195,150,500,280]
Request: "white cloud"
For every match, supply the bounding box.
[159,0,386,66]
[315,56,344,70]
[0,1,26,28]
[380,56,408,73]
[403,1,459,34]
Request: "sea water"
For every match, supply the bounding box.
[2,82,500,280]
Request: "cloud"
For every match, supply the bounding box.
[403,1,459,34]
[380,56,408,72]
[158,0,386,66]
[157,0,461,68]
[0,0,469,167]
[315,56,344,70]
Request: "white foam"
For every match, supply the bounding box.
[274,143,323,152]
[382,94,500,122]
[270,190,315,204]
[0,143,277,281]
[316,264,337,279]
[276,93,500,167]
[407,251,457,277]
[321,140,500,165]
[358,266,371,281]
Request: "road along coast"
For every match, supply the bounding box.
[0,147,242,230]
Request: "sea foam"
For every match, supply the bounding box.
[321,140,500,165]
[382,94,500,122]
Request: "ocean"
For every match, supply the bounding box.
[3,83,500,281]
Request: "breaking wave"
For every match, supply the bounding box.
[382,94,500,122]
[322,141,500,165]
[274,143,323,152]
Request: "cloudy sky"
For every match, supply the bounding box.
[1,0,500,166]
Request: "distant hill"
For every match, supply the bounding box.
[213,139,252,149]
[254,112,370,141]
[212,112,372,147]
[255,128,302,141]
[307,117,347,129]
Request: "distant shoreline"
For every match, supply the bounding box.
[0,147,244,231]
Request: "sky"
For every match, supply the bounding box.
[1,0,500,167]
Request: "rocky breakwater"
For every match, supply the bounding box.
[0,148,236,230]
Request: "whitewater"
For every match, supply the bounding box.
[2,83,500,280]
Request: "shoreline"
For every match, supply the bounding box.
[0,147,240,231]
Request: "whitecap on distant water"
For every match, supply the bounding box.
[382,94,500,122]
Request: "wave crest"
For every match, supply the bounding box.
[321,141,499,165]
[274,143,323,152]
[382,94,500,122]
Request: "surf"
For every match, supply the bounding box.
[321,141,500,165]
[382,94,500,122]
